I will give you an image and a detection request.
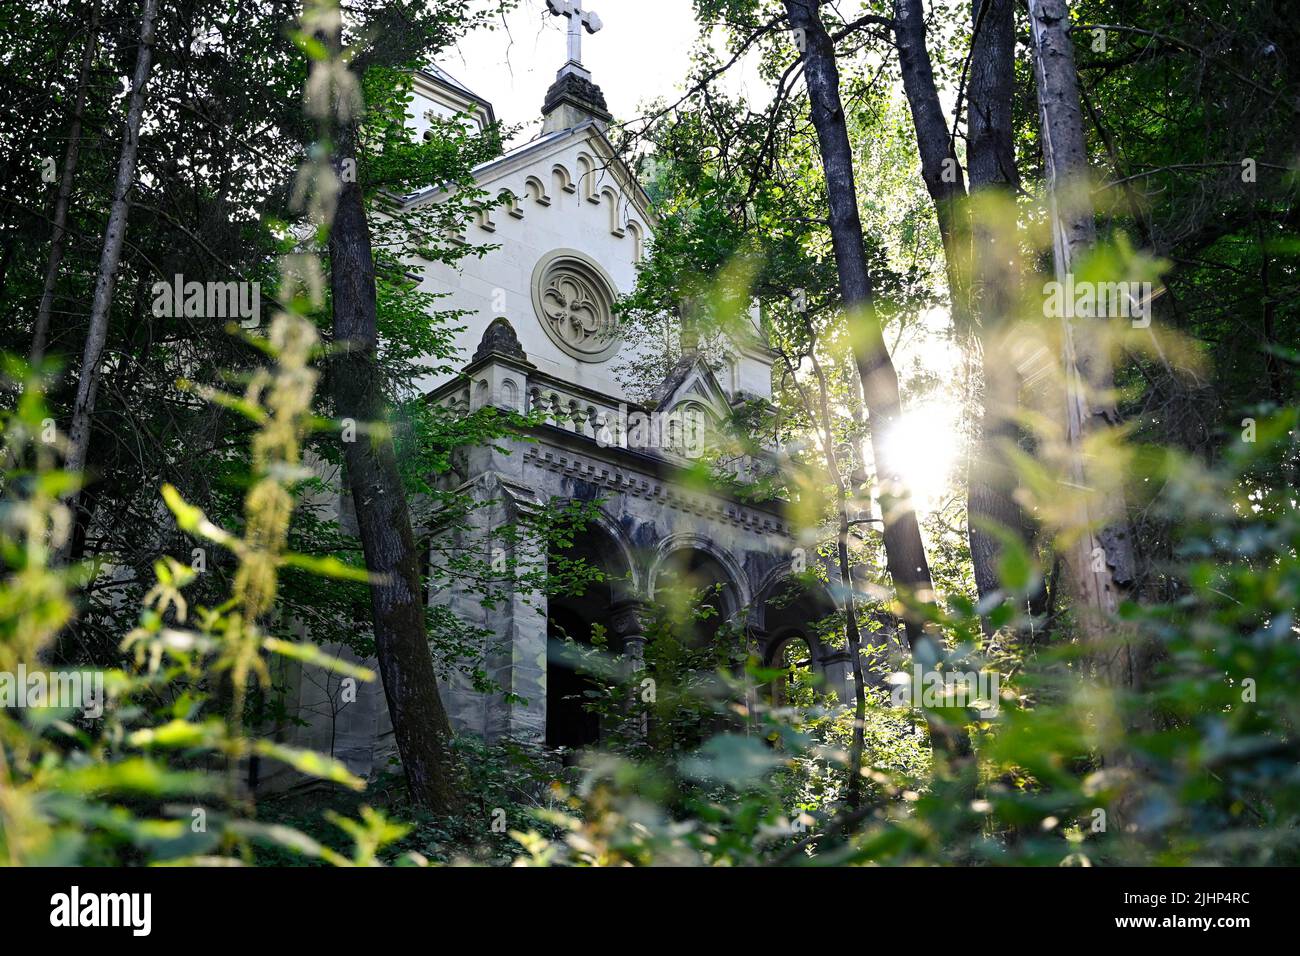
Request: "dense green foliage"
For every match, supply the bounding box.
[0,0,1296,867]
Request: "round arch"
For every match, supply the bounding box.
[764,627,819,707]
[557,503,640,597]
[750,559,840,629]
[764,625,820,668]
[647,533,751,616]
[752,570,839,688]
[544,505,639,755]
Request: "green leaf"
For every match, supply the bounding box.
[253,741,365,790]
[681,734,785,787]
[262,637,375,681]
[279,551,373,582]
[53,758,217,797]
[128,718,226,750]
[161,484,236,546]
[226,819,348,866]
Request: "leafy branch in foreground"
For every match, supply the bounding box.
[0,311,414,865]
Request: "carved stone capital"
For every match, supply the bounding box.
[609,598,650,644]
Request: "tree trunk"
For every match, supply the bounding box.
[965,0,1036,609]
[967,0,1017,193]
[784,0,936,653]
[56,0,158,565]
[1027,0,1138,684]
[32,0,101,365]
[329,127,459,813]
[891,0,1037,619]
[892,0,969,296]
[895,0,1007,608]
[802,352,870,805]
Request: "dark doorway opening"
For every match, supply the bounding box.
[767,633,815,706]
[545,529,628,756]
[760,577,837,700]
[546,604,603,752]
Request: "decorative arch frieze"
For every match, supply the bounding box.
[576,153,601,204]
[625,220,644,262]
[501,189,524,219]
[552,163,576,195]
[524,175,551,206]
[601,187,625,237]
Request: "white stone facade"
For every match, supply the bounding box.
[261,65,848,790]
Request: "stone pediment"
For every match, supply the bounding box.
[653,354,732,422]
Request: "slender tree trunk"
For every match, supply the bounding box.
[965,0,1037,609]
[893,0,969,300]
[784,0,936,653]
[803,352,869,805]
[32,0,101,365]
[1028,0,1138,684]
[1255,215,1285,406]
[895,0,1014,610]
[56,0,158,565]
[329,126,459,813]
[892,0,1035,615]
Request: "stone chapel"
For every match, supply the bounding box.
[267,6,850,787]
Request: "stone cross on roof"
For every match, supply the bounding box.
[547,0,602,77]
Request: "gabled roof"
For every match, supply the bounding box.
[415,64,497,127]
[423,63,475,97]
[653,353,731,418]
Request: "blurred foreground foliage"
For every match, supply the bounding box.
[0,314,418,866]
[5,318,1296,867]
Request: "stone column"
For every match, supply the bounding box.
[743,624,766,728]
[818,649,854,706]
[610,598,650,739]
[429,471,548,744]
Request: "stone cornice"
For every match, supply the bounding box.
[425,356,644,414]
[522,443,791,539]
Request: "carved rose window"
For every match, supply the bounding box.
[542,272,604,347]
[531,250,621,361]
